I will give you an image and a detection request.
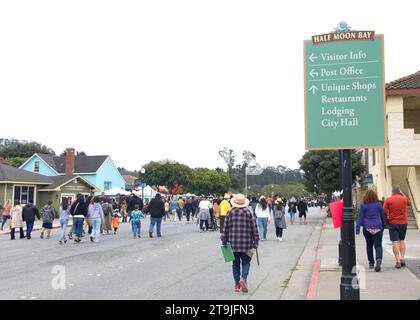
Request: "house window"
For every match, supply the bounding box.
[104,181,112,191]
[14,186,35,205]
[34,161,40,173]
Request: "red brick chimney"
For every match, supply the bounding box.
[65,148,75,176]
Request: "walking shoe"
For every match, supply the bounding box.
[239,278,248,293]
[375,259,382,272]
[279,237,283,242]
[395,261,401,269]
[234,284,241,293]
[59,241,63,245]
[90,236,94,242]
[400,259,406,267]
[138,235,141,238]
[369,263,375,269]
[47,235,50,239]
[149,232,153,238]
[40,233,44,239]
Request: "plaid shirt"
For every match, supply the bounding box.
[221,207,259,252]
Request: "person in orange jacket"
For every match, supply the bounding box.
[112,213,121,234]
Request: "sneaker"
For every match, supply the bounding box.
[279,237,283,241]
[90,236,94,242]
[369,263,375,269]
[138,235,141,238]
[375,259,382,272]
[59,241,63,245]
[46,235,51,239]
[234,284,241,293]
[239,278,248,293]
[40,233,44,239]
[395,262,401,269]
[400,259,406,267]
[149,232,153,238]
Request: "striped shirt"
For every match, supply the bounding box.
[221,207,259,253]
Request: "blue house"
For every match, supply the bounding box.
[20,148,126,194]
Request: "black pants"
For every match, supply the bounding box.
[185,209,191,222]
[11,227,24,239]
[200,219,209,231]
[219,216,225,233]
[275,227,283,238]
[176,209,182,221]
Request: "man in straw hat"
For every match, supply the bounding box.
[221,194,259,293]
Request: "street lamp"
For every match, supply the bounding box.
[140,168,146,202]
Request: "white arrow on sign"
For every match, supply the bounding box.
[309,85,318,94]
[309,53,318,63]
[309,69,319,78]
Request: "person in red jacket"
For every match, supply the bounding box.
[383,185,411,269]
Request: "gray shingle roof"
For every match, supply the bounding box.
[37,154,108,174]
[38,176,97,190]
[0,164,52,184]
[386,71,420,90]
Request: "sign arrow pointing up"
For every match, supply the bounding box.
[309,85,318,94]
[309,53,318,63]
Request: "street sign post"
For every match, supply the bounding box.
[304,32,385,149]
[304,23,385,300]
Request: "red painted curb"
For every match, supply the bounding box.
[306,259,321,300]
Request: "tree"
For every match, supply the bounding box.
[298,150,365,194]
[218,148,237,173]
[188,168,231,195]
[261,183,309,199]
[0,140,55,158]
[6,157,27,168]
[142,160,193,191]
[60,150,87,156]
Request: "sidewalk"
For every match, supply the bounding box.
[313,218,420,300]
[0,220,71,236]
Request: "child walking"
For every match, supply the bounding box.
[130,204,144,238]
[112,213,120,234]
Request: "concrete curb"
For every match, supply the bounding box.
[305,213,327,300]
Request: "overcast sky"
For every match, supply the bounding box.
[1,1,419,172]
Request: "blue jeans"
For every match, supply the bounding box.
[257,217,268,240]
[149,217,162,236]
[74,218,85,238]
[232,252,252,285]
[59,219,68,242]
[91,218,102,242]
[131,221,141,237]
[363,228,383,263]
[289,212,296,224]
[26,220,34,239]
[1,216,10,229]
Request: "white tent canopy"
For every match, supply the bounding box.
[132,185,158,198]
[103,187,131,196]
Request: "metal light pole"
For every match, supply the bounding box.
[140,168,146,203]
[339,149,360,300]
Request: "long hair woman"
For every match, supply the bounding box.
[356,189,385,272]
[255,196,271,241]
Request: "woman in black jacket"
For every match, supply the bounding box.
[70,194,88,243]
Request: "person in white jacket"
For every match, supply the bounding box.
[87,196,105,243]
[255,196,271,241]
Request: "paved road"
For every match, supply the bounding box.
[0,207,324,300]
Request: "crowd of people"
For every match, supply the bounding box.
[2,186,411,294]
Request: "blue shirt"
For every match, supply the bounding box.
[171,200,179,210]
[356,202,385,235]
[130,210,144,222]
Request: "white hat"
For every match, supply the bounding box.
[230,194,250,208]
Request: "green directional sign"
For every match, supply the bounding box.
[304,33,385,149]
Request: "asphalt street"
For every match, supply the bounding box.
[0,207,324,300]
